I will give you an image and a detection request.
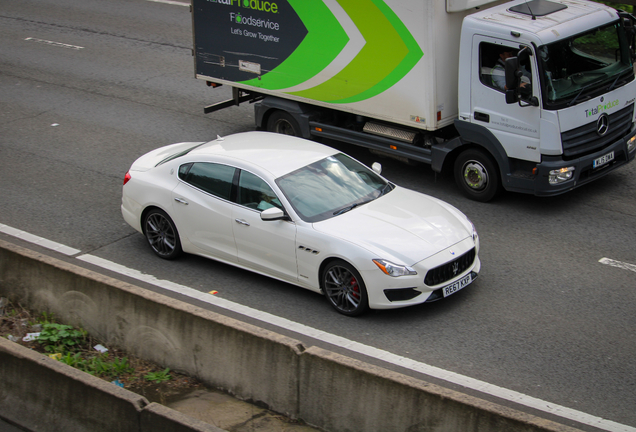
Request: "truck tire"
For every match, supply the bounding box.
[266,110,301,136]
[454,149,501,202]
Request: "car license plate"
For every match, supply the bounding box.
[593,151,614,168]
[442,273,472,298]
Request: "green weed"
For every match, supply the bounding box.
[145,368,172,384]
[38,323,87,354]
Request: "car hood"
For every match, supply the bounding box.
[312,187,471,265]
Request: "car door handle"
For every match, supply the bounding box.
[174,197,189,205]
[235,219,250,226]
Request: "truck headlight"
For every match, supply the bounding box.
[548,166,575,185]
[373,259,417,277]
[628,135,636,153]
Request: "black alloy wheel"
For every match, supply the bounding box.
[143,209,183,260]
[322,260,369,316]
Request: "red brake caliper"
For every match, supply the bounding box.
[350,277,360,300]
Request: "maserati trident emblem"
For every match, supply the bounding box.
[452,262,459,276]
[597,113,610,136]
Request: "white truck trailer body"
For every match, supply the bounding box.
[192,0,636,201]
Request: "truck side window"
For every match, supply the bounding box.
[479,43,531,93]
[479,43,502,90]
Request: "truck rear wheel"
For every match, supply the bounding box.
[266,110,301,136]
[454,149,501,202]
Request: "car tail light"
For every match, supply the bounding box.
[123,171,131,185]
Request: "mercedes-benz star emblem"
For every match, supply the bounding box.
[597,113,610,136]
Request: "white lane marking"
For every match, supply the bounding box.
[147,0,190,6]
[25,37,84,50]
[0,224,81,256]
[75,252,636,432]
[1,222,633,431]
[599,258,636,273]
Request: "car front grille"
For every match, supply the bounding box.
[424,248,476,287]
[561,105,633,159]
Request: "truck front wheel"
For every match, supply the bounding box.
[454,149,501,202]
[266,110,301,136]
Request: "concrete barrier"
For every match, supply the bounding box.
[0,239,582,432]
[0,337,222,432]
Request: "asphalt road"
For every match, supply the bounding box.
[1,0,635,430]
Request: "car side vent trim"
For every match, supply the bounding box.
[298,245,320,255]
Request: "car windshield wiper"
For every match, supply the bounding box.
[333,197,377,216]
[333,203,359,216]
[378,183,394,197]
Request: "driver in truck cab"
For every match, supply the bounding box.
[492,46,531,91]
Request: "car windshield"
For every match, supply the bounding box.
[276,153,389,222]
[539,20,633,108]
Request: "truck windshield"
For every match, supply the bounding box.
[539,21,633,108]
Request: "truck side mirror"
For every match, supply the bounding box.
[504,50,538,107]
[505,89,517,104]
[621,14,636,59]
[504,57,519,92]
[517,46,531,65]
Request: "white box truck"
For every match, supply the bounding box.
[191,0,636,201]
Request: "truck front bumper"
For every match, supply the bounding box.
[533,127,636,196]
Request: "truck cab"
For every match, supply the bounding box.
[456,0,636,200]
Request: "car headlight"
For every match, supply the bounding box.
[373,259,417,277]
[469,220,478,242]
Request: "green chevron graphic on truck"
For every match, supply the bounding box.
[291,0,422,103]
[240,1,349,90]
[239,0,423,104]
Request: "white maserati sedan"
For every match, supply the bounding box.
[122,132,480,316]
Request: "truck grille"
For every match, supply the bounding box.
[424,248,476,287]
[561,105,633,159]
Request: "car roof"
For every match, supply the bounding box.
[189,132,339,177]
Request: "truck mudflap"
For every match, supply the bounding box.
[533,127,636,196]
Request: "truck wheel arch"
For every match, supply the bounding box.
[255,97,314,139]
[451,120,511,177]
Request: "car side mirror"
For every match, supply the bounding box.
[260,207,287,221]
[372,162,382,175]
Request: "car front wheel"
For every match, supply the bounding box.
[143,209,183,260]
[322,260,369,316]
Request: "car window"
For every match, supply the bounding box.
[180,162,236,200]
[238,170,282,211]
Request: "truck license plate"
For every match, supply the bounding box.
[442,273,472,297]
[593,151,614,168]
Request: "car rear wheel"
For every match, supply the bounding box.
[143,209,182,260]
[322,260,369,316]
